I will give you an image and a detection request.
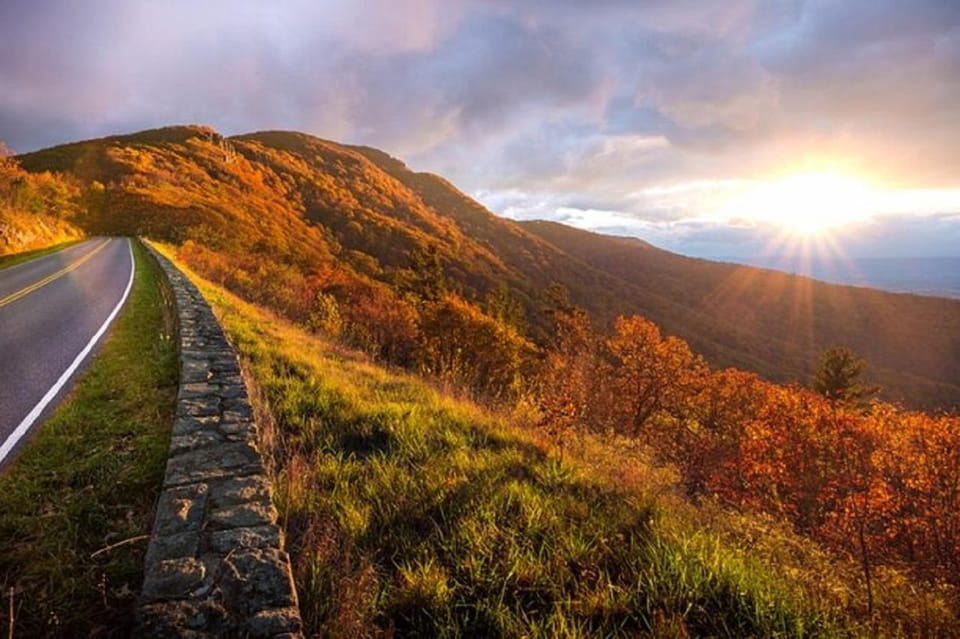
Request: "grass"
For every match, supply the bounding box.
[0,239,177,637]
[0,239,84,270]
[150,248,858,639]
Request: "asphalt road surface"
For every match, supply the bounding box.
[0,237,134,467]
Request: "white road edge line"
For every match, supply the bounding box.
[0,238,136,465]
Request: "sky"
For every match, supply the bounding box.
[2,0,960,258]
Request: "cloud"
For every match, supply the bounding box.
[1,0,959,257]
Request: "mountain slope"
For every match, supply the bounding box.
[521,220,960,409]
[0,154,84,254]
[348,141,960,410]
[17,125,960,409]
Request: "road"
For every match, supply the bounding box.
[0,237,134,466]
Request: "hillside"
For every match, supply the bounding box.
[0,153,84,254]
[17,125,960,409]
[169,251,958,637]
[520,221,960,409]
[353,147,960,409]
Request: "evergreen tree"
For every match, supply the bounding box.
[812,347,879,406]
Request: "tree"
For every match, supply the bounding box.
[812,347,878,407]
[666,368,766,495]
[537,305,613,446]
[307,291,343,337]
[408,245,447,301]
[419,293,534,400]
[484,282,526,333]
[607,316,705,436]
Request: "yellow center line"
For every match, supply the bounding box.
[0,239,113,310]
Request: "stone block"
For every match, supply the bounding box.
[138,600,230,636]
[209,502,277,529]
[208,525,282,553]
[248,608,303,637]
[219,384,247,400]
[179,382,220,400]
[164,441,263,487]
[170,429,226,455]
[221,549,298,614]
[218,373,245,386]
[142,557,205,600]
[210,356,241,374]
[178,397,220,418]
[222,401,254,423]
[154,483,208,536]
[181,359,213,383]
[144,531,200,565]
[164,464,260,488]
[209,475,271,507]
[219,420,255,437]
[172,415,219,437]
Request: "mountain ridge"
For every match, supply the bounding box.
[15,124,960,409]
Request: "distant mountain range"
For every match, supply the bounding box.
[727,255,960,299]
[16,125,960,410]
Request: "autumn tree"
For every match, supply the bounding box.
[536,304,617,449]
[307,291,343,337]
[340,284,420,366]
[661,368,766,495]
[876,408,960,584]
[607,315,705,436]
[419,293,535,400]
[485,282,526,333]
[409,244,447,301]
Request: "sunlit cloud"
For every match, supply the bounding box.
[1,0,959,257]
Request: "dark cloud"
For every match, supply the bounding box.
[2,0,959,257]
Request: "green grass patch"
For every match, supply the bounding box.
[0,239,177,636]
[0,239,85,270]
[165,254,849,638]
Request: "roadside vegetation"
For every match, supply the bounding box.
[0,240,177,637]
[162,250,957,637]
[0,147,84,255]
[0,239,84,270]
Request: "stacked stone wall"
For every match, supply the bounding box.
[138,242,302,638]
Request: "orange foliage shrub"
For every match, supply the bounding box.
[536,307,960,588]
[418,294,535,400]
[336,283,420,365]
[536,307,613,438]
[0,153,84,253]
[655,368,766,495]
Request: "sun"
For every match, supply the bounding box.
[726,172,876,235]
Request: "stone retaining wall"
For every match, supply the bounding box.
[138,242,302,638]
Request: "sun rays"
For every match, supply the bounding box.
[719,171,877,237]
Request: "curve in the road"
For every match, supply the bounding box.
[0,237,135,466]
[0,239,111,309]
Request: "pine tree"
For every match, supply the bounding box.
[812,347,878,407]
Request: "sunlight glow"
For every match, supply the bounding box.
[721,172,875,235]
